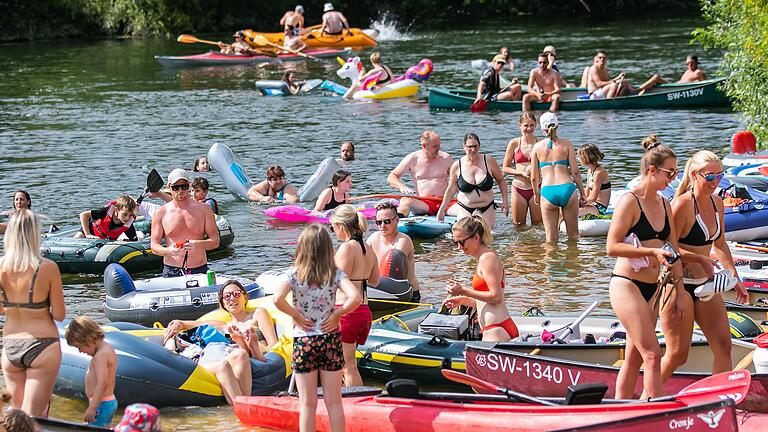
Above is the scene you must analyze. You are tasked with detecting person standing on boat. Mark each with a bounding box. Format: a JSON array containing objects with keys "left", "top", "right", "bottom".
[
  {"left": 659, "top": 150, "right": 748, "bottom": 382},
  {"left": 531, "top": 113, "right": 584, "bottom": 242},
  {"left": 150, "top": 169, "right": 220, "bottom": 278},
  {"left": 248, "top": 165, "right": 300, "bottom": 203},
  {"left": 577, "top": 143, "right": 612, "bottom": 217},
  {"left": 320, "top": 3, "right": 351, "bottom": 36},
  {"left": 388, "top": 130, "right": 455, "bottom": 216},
  {"left": 522, "top": 53, "right": 562, "bottom": 112},
  {"left": 587, "top": 50, "right": 631, "bottom": 99},
  {"left": 367, "top": 201, "right": 421, "bottom": 302},
  {"left": 503, "top": 112, "right": 542, "bottom": 225},
  {"left": 436, "top": 133, "right": 508, "bottom": 227},
  {"left": 444, "top": 216, "right": 518, "bottom": 342},
  {"left": 636, "top": 55, "right": 709, "bottom": 95},
  {"left": 606, "top": 135, "right": 684, "bottom": 399},
  {"left": 280, "top": 5, "right": 305, "bottom": 37},
  {"left": 314, "top": 170, "right": 352, "bottom": 212},
  {"left": 474, "top": 54, "right": 522, "bottom": 104}
]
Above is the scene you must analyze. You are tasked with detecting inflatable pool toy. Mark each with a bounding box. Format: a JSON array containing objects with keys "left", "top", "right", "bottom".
[
  {"left": 560, "top": 214, "right": 613, "bottom": 237},
  {"left": 56, "top": 297, "right": 292, "bottom": 408},
  {"left": 727, "top": 164, "right": 768, "bottom": 190},
  {"left": 103, "top": 263, "right": 263, "bottom": 326},
  {"left": 207, "top": 142, "right": 252, "bottom": 200},
  {"left": 264, "top": 202, "right": 384, "bottom": 224},
  {"left": 318, "top": 79, "right": 348, "bottom": 95},
  {"left": 397, "top": 215, "right": 455, "bottom": 239},
  {"left": 41, "top": 217, "right": 234, "bottom": 275},
  {"left": 296, "top": 157, "right": 341, "bottom": 202},
  {"left": 336, "top": 57, "right": 420, "bottom": 100},
  {"left": 396, "top": 59, "right": 434, "bottom": 82},
  {"left": 254, "top": 79, "right": 324, "bottom": 96}
]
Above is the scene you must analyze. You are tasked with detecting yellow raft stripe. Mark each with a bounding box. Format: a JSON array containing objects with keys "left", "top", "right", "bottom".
[
  {"left": 178, "top": 365, "right": 224, "bottom": 397},
  {"left": 118, "top": 249, "right": 154, "bottom": 263},
  {"left": 356, "top": 350, "right": 465, "bottom": 369}
]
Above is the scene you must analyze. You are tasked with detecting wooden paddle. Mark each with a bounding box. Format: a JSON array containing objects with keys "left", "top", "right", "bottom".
[
  {"left": 470, "top": 79, "right": 518, "bottom": 112},
  {"left": 176, "top": 34, "right": 273, "bottom": 56},
  {"left": 249, "top": 34, "right": 319, "bottom": 61}
]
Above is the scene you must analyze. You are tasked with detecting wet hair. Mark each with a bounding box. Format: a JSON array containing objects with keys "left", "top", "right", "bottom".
[
  {"left": 330, "top": 204, "right": 368, "bottom": 236},
  {"left": 294, "top": 224, "right": 336, "bottom": 287},
  {"left": 577, "top": 143, "right": 605, "bottom": 165},
  {"left": 453, "top": 214, "right": 493, "bottom": 246},
  {"left": 282, "top": 71, "right": 295, "bottom": 82},
  {"left": 218, "top": 280, "right": 249, "bottom": 311},
  {"left": 193, "top": 157, "right": 208, "bottom": 172},
  {"left": 675, "top": 150, "right": 721, "bottom": 197},
  {"left": 375, "top": 201, "right": 398, "bottom": 217},
  {"left": 267, "top": 165, "right": 286, "bottom": 180},
  {"left": 544, "top": 123, "right": 558, "bottom": 140},
  {"left": 114, "top": 195, "right": 137, "bottom": 212},
  {"left": 12, "top": 190, "right": 31, "bottom": 210},
  {"left": 65, "top": 316, "right": 105, "bottom": 347},
  {"left": 687, "top": 55, "right": 699, "bottom": 63},
  {"left": 2, "top": 409, "right": 37, "bottom": 432},
  {"left": 499, "top": 46, "right": 511, "bottom": 61},
  {"left": 191, "top": 177, "right": 209, "bottom": 191},
  {"left": 331, "top": 169, "right": 351, "bottom": 186},
  {"left": 370, "top": 52, "right": 381, "bottom": 64},
  {"left": 640, "top": 134, "right": 677, "bottom": 176},
  {"left": 518, "top": 111, "right": 536, "bottom": 126},
  {"left": 463, "top": 132, "right": 480, "bottom": 147},
  {"left": 538, "top": 52, "right": 548, "bottom": 59},
  {"left": 595, "top": 50, "right": 608, "bottom": 57},
  {"left": 1, "top": 209, "right": 42, "bottom": 273}
]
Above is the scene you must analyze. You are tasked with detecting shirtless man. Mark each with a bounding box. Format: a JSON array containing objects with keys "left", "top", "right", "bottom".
[
  {"left": 280, "top": 5, "right": 305, "bottom": 37},
  {"left": 636, "top": 55, "right": 708, "bottom": 95},
  {"left": 340, "top": 141, "right": 355, "bottom": 162},
  {"left": 151, "top": 169, "right": 220, "bottom": 278},
  {"left": 475, "top": 54, "right": 522, "bottom": 103},
  {"left": 367, "top": 202, "right": 422, "bottom": 302},
  {"left": 387, "top": 130, "right": 453, "bottom": 216},
  {"left": 587, "top": 50, "right": 631, "bottom": 99},
  {"left": 321, "top": 3, "right": 351, "bottom": 36},
  {"left": 522, "top": 53, "right": 562, "bottom": 112}
]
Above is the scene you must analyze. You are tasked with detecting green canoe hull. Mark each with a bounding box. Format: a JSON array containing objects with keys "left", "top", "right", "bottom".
[{"left": 428, "top": 78, "right": 730, "bottom": 111}]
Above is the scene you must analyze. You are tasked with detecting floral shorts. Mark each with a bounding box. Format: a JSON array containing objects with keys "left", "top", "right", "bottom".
[{"left": 292, "top": 332, "right": 344, "bottom": 373}]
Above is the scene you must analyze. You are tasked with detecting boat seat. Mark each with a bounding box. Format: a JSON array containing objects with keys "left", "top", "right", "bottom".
[
  {"left": 565, "top": 383, "right": 608, "bottom": 405},
  {"left": 386, "top": 378, "right": 420, "bottom": 399}
]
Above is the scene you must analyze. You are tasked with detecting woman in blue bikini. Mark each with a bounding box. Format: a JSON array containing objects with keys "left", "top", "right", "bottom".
[{"left": 531, "top": 113, "right": 584, "bottom": 242}]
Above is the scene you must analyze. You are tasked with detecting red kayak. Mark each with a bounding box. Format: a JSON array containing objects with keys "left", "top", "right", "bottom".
[
  {"left": 154, "top": 48, "right": 348, "bottom": 68},
  {"left": 234, "top": 370, "right": 749, "bottom": 432}
]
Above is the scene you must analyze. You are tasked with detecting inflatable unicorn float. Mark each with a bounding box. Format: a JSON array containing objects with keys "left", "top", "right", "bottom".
[{"left": 320, "top": 56, "right": 434, "bottom": 100}]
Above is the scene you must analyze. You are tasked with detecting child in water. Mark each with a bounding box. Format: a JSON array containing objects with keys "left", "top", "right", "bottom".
[{"left": 66, "top": 316, "right": 118, "bottom": 427}]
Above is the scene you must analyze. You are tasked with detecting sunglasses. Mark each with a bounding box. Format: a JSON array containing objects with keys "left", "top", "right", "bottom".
[
  {"left": 222, "top": 291, "right": 243, "bottom": 301},
  {"left": 454, "top": 236, "right": 472, "bottom": 247},
  {"left": 656, "top": 167, "right": 679, "bottom": 180},
  {"left": 495, "top": 61, "right": 505, "bottom": 65},
  {"left": 375, "top": 218, "right": 394, "bottom": 226},
  {"left": 698, "top": 171, "right": 725, "bottom": 182},
  {"left": 171, "top": 183, "right": 190, "bottom": 191}
]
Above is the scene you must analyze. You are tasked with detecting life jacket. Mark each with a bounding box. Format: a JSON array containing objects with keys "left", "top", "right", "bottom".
[
  {"left": 202, "top": 198, "right": 219, "bottom": 215},
  {"left": 90, "top": 202, "right": 134, "bottom": 240}
]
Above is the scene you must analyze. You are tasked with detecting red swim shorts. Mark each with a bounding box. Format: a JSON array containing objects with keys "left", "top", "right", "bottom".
[
  {"left": 418, "top": 197, "right": 457, "bottom": 216},
  {"left": 336, "top": 304, "right": 372, "bottom": 345}
]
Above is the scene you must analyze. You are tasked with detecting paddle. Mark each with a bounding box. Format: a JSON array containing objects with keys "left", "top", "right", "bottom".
[
  {"left": 136, "top": 169, "right": 164, "bottom": 205},
  {"left": 441, "top": 369, "right": 558, "bottom": 406},
  {"left": 470, "top": 79, "right": 518, "bottom": 112},
  {"left": 176, "top": 34, "right": 272, "bottom": 56},
  {"left": 552, "top": 301, "right": 599, "bottom": 342},
  {"left": 249, "top": 34, "right": 319, "bottom": 61}
]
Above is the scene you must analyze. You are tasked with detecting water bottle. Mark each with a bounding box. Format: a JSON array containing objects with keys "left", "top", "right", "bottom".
[{"left": 207, "top": 270, "right": 216, "bottom": 286}]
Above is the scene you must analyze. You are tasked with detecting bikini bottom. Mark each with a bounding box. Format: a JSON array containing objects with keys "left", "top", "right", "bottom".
[
  {"left": 684, "top": 277, "right": 708, "bottom": 303},
  {"left": 611, "top": 273, "right": 659, "bottom": 302},
  {"left": 541, "top": 183, "right": 577, "bottom": 208},
  {"left": 3, "top": 337, "right": 59, "bottom": 369},
  {"left": 482, "top": 317, "right": 519, "bottom": 339},
  {"left": 456, "top": 201, "right": 497, "bottom": 214},
  {"left": 513, "top": 186, "right": 534, "bottom": 202},
  {"left": 594, "top": 202, "right": 609, "bottom": 215}
]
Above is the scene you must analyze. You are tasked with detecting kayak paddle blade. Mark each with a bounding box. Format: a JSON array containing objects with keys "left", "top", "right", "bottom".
[
  {"left": 469, "top": 99, "right": 489, "bottom": 112},
  {"left": 651, "top": 369, "right": 751, "bottom": 406},
  {"left": 147, "top": 169, "right": 165, "bottom": 193}
]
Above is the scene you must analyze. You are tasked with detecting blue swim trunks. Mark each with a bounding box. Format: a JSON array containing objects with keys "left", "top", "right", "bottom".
[{"left": 89, "top": 397, "right": 118, "bottom": 427}]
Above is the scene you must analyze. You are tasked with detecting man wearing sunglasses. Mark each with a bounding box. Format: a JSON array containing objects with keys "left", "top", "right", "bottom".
[
  {"left": 522, "top": 53, "right": 562, "bottom": 112},
  {"left": 151, "top": 169, "right": 220, "bottom": 278},
  {"left": 366, "top": 202, "right": 422, "bottom": 302},
  {"left": 474, "top": 54, "right": 522, "bottom": 104}
]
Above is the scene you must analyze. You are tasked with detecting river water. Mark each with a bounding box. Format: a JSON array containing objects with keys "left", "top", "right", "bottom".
[{"left": 0, "top": 16, "right": 740, "bottom": 430}]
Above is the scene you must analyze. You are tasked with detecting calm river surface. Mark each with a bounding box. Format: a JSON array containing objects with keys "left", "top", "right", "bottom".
[{"left": 0, "top": 16, "right": 740, "bottom": 430}]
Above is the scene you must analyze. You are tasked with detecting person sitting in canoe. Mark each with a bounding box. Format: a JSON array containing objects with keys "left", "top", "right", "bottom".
[
  {"left": 282, "top": 28, "right": 307, "bottom": 53},
  {"left": 247, "top": 165, "right": 300, "bottom": 203},
  {"left": 586, "top": 50, "right": 632, "bottom": 99},
  {"left": 218, "top": 31, "right": 254, "bottom": 56},
  {"left": 522, "top": 53, "right": 562, "bottom": 112},
  {"left": 474, "top": 54, "right": 522, "bottom": 104},
  {"left": 320, "top": 2, "right": 352, "bottom": 36},
  {"left": 636, "top": 55, "right": 709, "bottom": 95},
  {"left": 162, "top": 280, "right": 278, "bottom": 405},
  {"left": 578, "top": 143, "right": 612, "bottom": 217},
  {"left": 75, "top": 195, "right": 138, "bottom": 241},
  {"left": 343, "top": 52, "right": 394, "bottom": 98},
  {"left": 280, "top": 5, "right": 305, "bottom": 37},
  {"left": 314, "top": 169, "right": 352, "bottom": 211},
  {"left": 542, "top": 45, "right": 577, "bottom": 88}
]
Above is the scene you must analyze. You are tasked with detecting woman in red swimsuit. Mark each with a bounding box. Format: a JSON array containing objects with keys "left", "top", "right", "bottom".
[
  {"left": 443, "top": 215, "right": 518, "bottom": 341},
  {"left": 503, "top": 112, "right": 542, "bottom": 225}
]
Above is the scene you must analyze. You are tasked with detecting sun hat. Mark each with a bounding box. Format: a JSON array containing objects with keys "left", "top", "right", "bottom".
[
  {"left": 295, "top": 5, "right": 304, "bottom": 13},
  {"left": 168, "top": 168, "right": 190, "bottom": 185},
  {"left": 324, "top": 2, "right": 334, "bottom": 11},
  {"left": 539, "top": 112, "right": 559, "bottom": 131},
  {"left": 492, "top": 54, "right": 507, "bottom": 64}
]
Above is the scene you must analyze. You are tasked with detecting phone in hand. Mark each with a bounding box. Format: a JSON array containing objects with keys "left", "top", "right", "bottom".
[{"left": 661, "top": 242, "right": 680, "bottom": 265}]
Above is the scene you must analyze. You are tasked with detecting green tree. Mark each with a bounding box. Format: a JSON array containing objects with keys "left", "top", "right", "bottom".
[{"left": 694, "top": 0, "right": 768, "bottom": 146}]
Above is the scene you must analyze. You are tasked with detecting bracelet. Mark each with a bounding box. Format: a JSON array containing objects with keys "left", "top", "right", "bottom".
[{"left": 670, "top": 275, "right": 683, "bottom": 284}]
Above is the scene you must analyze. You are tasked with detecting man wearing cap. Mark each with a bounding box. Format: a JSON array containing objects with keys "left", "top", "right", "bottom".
[
  {"left": 542, "top": 45, "right": 576, "bottom": 88},
  {"left": 522, "top": 52, "right": 562, "bottom": 112},
  {"left": 586, "top": 50, "right": 632, "bottom": 99},
  {"left": 280, "top": 5, "right": 305, "bottom": 37},
  {"left": 321, "top": 3, "right": 351, "bottom": 36},
  {"left": 475, "top": 54, "right": 522, "bottom": 104},
  {"left": 218, "top": 31, "right": 255, "bottom": 56},
  {"left": 151, "top": 169, "right": 220, "bottom": 278}
]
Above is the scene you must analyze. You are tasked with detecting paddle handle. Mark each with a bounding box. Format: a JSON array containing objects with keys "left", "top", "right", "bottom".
[{"left": 557, "top": 301, "right": 599, "bottom": 340}]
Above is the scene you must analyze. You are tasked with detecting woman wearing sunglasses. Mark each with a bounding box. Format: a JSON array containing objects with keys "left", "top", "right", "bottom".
[
  {"left": 162, "top": 280, "right": 277, "bottom": 404},
  {"left": 659, "top": 150, "right": 748, "bottom": 382},
  {"left": 605, "top": 134, "right": 684, "bottom": 399},
  {"left": 443, "top": 215, "right": 517, "bottom": 342}
]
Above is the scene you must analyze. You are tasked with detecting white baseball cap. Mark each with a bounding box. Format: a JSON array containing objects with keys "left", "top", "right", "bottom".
[
  {"left": 540, "top": 112, "right": 559, "bottom": 131},
  {"left": 168, "top": 168, "right": 190, "bottom": 185},
  {"left": 295, "top": 5, "right": 304, "bottom": 13},
  {"left": 324, "top": 2, "right": 334, "bottom": 11}
]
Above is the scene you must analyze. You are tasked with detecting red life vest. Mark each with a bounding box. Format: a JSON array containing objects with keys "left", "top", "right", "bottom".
[{"left": 90, "top": 203, "right": 134, "bottom": 240}]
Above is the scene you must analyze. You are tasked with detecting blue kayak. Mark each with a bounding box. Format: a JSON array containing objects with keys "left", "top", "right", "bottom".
[{"left": 398, "top": 216, "right": 455, "bottom": 239}]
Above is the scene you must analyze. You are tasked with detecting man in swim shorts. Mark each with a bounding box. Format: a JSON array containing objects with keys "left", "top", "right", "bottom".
[
  {"left": 522, "top": 53, "right": 562, "bottom": 112},
  {"left": 150, "top": 169, "right": 220, "bottom": 277},
  {"left": 320, "top": 3, "right": 351, "bottom": 36},
  {"left": 280, "top": 5, "right": 305, "bottom": 36},
  {"left": 387, "top": 130, "right": 454, "bottom": 216},
  {"left": 587, "top": 50, "right": 631, "bottom": 99},
  {"left": 474, "top": 54, "right": 522, "bottom": 103}
]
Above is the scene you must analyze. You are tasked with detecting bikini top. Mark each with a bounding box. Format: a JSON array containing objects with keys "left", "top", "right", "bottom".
[
  {"left": 538, "top": 139, "right": 569, "bottom": 168},
  {"left": 346, "top": 234, "right": 369, "bottom": 300},
  {"left": 457, "top": 155, "right": 494, "bottom": 196},
  {"left": 587, "top": 168, "right": 612, "bottom": 191},
  {"left": 0, "top": 266, "right": 49, "bottom": 309},
  {"left": 323, "top": 187, "right": 345, "bottom": 211},
  {"left": 514, "top": 140, "right": 532, "bottom": 164},
  {"left": 471, "top": 271, "right": 505, "bottom": 292},
  {"left": 679, "top": 195, "right": 721, "bottom": 247},
  {"left": 626, "top": 192, "right": 671, "bottom": 242}
]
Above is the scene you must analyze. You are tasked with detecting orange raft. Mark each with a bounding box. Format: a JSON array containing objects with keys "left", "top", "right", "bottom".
[{"left": 243, "top": 28, "right": 377, "bottom": 49}]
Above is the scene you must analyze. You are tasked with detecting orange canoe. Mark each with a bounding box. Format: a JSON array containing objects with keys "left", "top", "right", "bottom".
[{"left": 243, "top": 27, "right": 377, "bottom": 49}]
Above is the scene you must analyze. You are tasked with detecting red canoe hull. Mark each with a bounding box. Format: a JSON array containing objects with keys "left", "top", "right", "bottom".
[{"left": 154, "top": 49, "right": 346, "bottom": 67}]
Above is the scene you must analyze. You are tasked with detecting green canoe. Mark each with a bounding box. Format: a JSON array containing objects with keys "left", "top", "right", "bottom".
[
  {"left": 41, "top": 216, "right": 234, "bottom": 275},
  {"left": 428, "top": 78, "right": 729, "bottom": 111}
]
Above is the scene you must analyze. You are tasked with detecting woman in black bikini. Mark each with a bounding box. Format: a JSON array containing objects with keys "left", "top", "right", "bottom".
[
  {"left": 503, "top": 112, "right": 542, "bottom": 225},
  {"left": 436, "top": 133, "right": 508, "bottom": 226},
  {"left": 314, "top": 170, "right": 352, "bottom": 212},
  {"left": 605, "top": 134, "right": 684, "bottom": 399},
  {"left": 1, "top": 210, "right": 66, "bottom": 416},
  {"left": 660, "top": 150, "right": 748, "bottom": 381}
]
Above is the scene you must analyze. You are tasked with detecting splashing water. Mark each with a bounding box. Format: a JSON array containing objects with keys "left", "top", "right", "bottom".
[{"left": 369, "top": 13, "right": 413, "bottom": 41}]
